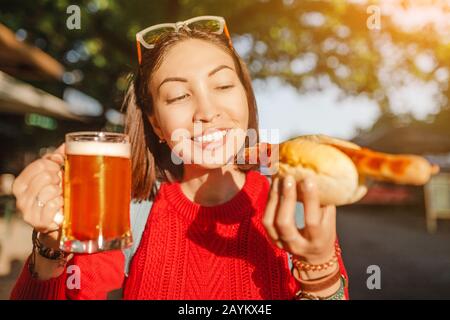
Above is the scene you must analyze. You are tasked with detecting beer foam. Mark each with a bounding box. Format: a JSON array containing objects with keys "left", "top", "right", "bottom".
[{"left": 66, "top": 141, "right": 130, "bottom": 158}]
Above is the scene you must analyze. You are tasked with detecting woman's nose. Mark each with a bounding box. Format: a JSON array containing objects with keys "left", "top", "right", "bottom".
[{"left": 193, "top": 91, "right": 220, "bottom": 123}]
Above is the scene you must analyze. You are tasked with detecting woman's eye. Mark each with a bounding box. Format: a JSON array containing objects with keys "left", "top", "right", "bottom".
[
  {"left": 217, "top": 84, "right": 234, "bottom": 90},
  {"left": 166, "top": 94, "right": 189, "bottom": 104}
]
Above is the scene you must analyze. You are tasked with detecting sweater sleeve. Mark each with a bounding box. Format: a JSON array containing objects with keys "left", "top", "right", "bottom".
[
  {"left": 10, "top": 255, "right": 68, "bottom": 300},
  {"left": 10, "top": 250, "right": 125, "bottom": 300}
]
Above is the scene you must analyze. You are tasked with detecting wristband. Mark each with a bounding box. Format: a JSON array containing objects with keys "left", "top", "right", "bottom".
[
  {"left": 295, "top": 275, "right": 347, "bottom": 300},
  {"left": 29, "top": 229, "right": 69, "bottom": 278},
  {"left": 293, "top": 266, "right": 341, "bottom": 292}
]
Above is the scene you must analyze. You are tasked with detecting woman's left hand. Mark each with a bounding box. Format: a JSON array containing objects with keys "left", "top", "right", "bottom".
[{"left": 262, "top": 175, "right": 337, "bottom": 265}]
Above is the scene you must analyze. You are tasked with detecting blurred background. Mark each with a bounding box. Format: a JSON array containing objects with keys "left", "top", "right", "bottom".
[{"left": 1, "top": 0, "right": 450, "bottom": 299}]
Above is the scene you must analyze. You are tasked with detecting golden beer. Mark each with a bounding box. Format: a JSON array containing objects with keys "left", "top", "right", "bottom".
[{"left": 60, "top": 132, "right": 132, "bottom": 253}]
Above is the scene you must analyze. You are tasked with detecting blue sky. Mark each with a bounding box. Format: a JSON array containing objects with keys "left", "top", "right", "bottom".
[{"left": 253, "top": 77, "right": 380, "bottom": 142}]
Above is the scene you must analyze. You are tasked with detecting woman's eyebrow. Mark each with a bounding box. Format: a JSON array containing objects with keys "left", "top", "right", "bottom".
[
  {"left": 208, "top": 65, "right": 234, "bottom": 76},
  {"left": 158, "top": 65, "right": 234, "bottom": 92},
  {"left": 158, "top": 77, "right": 187, "bottom": 92}
]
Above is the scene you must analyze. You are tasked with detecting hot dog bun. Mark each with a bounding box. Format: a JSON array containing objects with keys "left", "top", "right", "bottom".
[
  {"left": 275, "top": 138, "right": 367, "bottom": 206},
  {"left": 240, "top": 134, "right": 439, "bottom": 206}
]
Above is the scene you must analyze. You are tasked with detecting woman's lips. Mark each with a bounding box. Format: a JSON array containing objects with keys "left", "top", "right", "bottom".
[{"left": 191, "top": 128, "right": 230, "bottom": 150}]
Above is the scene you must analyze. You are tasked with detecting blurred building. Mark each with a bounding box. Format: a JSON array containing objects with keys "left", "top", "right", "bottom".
[
  {"left": 0, "top": 23, "right": 98, "bottom": 279},
  {"left": 0, "top": 23, "right": 99, "bottom": 177}
]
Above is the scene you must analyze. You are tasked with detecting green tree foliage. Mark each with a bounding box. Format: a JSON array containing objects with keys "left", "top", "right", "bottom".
[{"left": 1, "top": 0, "right": 449, "bottom": 117}]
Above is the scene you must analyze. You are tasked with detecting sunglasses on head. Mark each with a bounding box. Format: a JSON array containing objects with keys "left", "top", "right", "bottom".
[{"left": 135, "top": 15, "right": 233, "bottom": 64}]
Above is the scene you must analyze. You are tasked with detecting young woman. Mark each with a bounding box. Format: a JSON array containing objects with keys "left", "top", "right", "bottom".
[{"left": 10, "top": 16, "right": 348, "bottom": 300}]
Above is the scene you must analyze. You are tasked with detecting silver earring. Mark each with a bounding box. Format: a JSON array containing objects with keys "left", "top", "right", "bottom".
[{"left": 158, "top": 138, "right": 165, "bottom": 144}]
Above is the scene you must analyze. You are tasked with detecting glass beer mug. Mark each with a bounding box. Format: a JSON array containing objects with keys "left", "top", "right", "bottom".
[{"left": 60, "top": 131, "right": 133, "bottom": 253}]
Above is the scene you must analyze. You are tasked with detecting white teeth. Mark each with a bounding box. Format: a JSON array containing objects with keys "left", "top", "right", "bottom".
[{"left": 193, "top": 130, "right": 227, "bottom": 143}]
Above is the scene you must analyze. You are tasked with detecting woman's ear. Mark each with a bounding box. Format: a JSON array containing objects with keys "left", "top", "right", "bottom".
[{"left": 148, "top": 114, "right": 164, "bottom": 140}]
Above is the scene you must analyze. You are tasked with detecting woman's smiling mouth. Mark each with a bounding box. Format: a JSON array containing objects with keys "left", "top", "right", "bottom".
[{"left": 191, "top": 128, "right": 230, "bottom": 150}]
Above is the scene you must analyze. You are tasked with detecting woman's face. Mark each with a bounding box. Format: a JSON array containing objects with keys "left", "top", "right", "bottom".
[{"left": 148, "top": 39, "right": 249, "bottom": 169}]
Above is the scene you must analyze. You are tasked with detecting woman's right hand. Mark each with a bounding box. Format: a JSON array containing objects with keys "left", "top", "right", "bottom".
[{"left": 12, "top": 143, "right": 65, "bottom": 248}]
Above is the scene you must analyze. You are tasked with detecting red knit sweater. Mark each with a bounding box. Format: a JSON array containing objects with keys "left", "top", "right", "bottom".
[{"left": 10, "top": 170, "right": 349, "bottom": 300}]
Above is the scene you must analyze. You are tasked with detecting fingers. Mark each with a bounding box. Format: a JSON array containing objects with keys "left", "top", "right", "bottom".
[
  {"left": 37, "top": 184, "right": 64, "bottom": 229},
  {"left": 43, "top": 143, "right": 65, "bottom": 166},
  {"left": 262, "top": 174, "right": 339, "bottom": 260},
  {"left": 24, "top": 184, "right": 63, "bottom": 233},
  {"left": 54, "top": 143, "right": 65, "bottom": 156},
  {"left": 18, "top": 171, "right": 62, "bottom": 231},
  {"left": 11, "top": 145, "right": 65, "bottom": 237},
  {"left": 298, "top": 177, "right": 337, "bottom": 257},
  {"left": 12, "top": 159, "right": 61, "bottom": 197},
  {"left": 24, "top": 171, "right": 61, "bottom": 208},
  {"left": 298, "top": 176, "right": 322, "bottom": 229},
  {"left": 40, "top": 196, "right": 64, "bottom": 232},
  {"left": 13, "top": 145, "right": 65, "bottom": 198},
  {"left": 36, "top": 183, "right": 63, "bottom": 203},
  {"left": 263, "top": 175, "right": 307, "bottom": 253},
  {"left": 274, "top": 176, "right": 304, "bottom": 250},
  {"left": 43, "top": 153, "right": 65, "bottom": 167},
  {"left": 262, "top": 177, "right": 280, "bottom": 242},
  {"left": 29, "top": 195, "right": 62, "bottom": 232}
]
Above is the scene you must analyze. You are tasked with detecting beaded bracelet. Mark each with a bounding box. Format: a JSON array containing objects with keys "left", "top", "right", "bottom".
[
  {"left": 29, "top": 229, "right": 70, "bottom": 278},
  {"left": 294, "top": 275, "right": 346, "bottom": 300},
  {"left": 293, "top": 255, "right": 338, "bottom": 272},
  {"left": 292, "top": 243, "right": 342, "bottom": 272}
]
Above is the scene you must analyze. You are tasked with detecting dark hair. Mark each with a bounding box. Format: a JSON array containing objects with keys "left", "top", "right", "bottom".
[{"left": 122, "top": 28, "right": 260, "bottom": 201}]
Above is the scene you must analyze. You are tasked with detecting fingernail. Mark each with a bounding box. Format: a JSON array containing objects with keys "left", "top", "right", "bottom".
[
  {"left": 53, "top": 211, "right": 64, "bottom": 226},
  {"left": 276, "top": 241, "right": 284, "bottom": 249},
  {"left": 284, "top": 176, "right": 294, "bottom": 190},
  {"left": 301, "top": 178, "right": 314, "bottom": 192}
]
